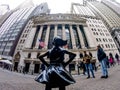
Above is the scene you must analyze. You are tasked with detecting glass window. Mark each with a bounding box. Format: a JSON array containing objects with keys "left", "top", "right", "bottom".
[
  {"left": 72, "top": 25, "right": 81, "bottom": 48},
  {"left": 65, "top": 24, "right": 72, "bottom": 49},
  {"left": 79, "top": 25, "right": 89, "bottom": 48},
  {"left": 48, "top": 25, "right": 55, "bottom": 49},
  {"left": 57, "top": 24, "right": 62, "bottom": 38},
  {"left": 28, "top": 53, "right": 31, "bottom": 58},
  {"left": 38, "top": 25, "right": 47, "bottom": 49}
]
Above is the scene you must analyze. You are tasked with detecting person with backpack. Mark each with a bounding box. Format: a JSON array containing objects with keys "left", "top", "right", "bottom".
[{"left": 97, "top": 45, "right": 108, "bottom": 78}]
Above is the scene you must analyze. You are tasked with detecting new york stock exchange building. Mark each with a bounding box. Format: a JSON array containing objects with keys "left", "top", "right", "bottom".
[{"left": 13, "top": 14, "right": 118, "bottom": 74}]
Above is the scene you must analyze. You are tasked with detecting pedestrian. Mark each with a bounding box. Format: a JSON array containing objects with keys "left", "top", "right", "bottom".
[
  {"left": 23, "top": 66, "right": 25, "bottom": 74},
  {"left": 97, "top": 45, "right": 108, "bottom": 78},
  {"left": 83, "top": 51, "right": 95, "bottom": 79},
  {"left": 106, "top": 56, "right": 110, "bottom": 68},
  {"left": 115, "top": 53, "right": 120, "bottom": 65},
  {"left": 109, "top": 53, "right": 114, "bottom": 67},
  {"left": 79, "top": 52, "right": 86, "bottom": 75},
  {"left": 35, "top": 36, "right": 76, "bottom": 90},
  {"left": 89, "top": 52, "right": 97, "bottom": 71}
]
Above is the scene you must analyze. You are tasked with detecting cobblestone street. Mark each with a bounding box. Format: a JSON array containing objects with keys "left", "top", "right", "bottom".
[{"left": 0, "top": 65, "right": 120, "bottom": 90}]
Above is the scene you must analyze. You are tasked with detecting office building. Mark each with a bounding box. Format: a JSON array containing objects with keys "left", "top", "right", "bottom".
[
  {"left": 0, "top": 1, "right": 50, "bottom": 61},
  {"left": 87, "top": 0, "right": 120, "bottom": 52}
]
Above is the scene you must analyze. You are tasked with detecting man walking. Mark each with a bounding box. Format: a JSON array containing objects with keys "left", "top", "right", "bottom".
[{"left": 97, "top": 45, "right": 108, "bottom": 78}]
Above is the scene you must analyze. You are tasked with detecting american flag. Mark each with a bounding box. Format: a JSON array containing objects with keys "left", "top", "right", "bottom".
[{"left": 39, "top": 39, "right": 45, "bottom": 48}]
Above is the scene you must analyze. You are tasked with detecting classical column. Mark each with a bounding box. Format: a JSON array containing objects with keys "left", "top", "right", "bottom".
[
  {"left": 24, "top": 26, "right": 37, "bottom": 48},
  {"left": 83, "top": 26, "right": 96, "bottom": 48},
  {"left": 54, "top": 25, "right": 57, "bottom": 37},
  {"left": 77, "top": 25, "right": 85, "bottom": 48},
  {"left": 44, "top": 25, "right": 50, "bottom": 49},
  {"left": 18, "top": 51, "right": 25, "bottom": 73},
  {"left": 34, "top": 25, "right": 43, "bottom": 49},
  {"left": 62, "top": 25, "right": 66, "bottom": 40},
  {"left": 70, "top": 25, "right": 76, "bottom": 49},
  {"left": 29, "top": 61, "right": 34, "bottom": 75}
]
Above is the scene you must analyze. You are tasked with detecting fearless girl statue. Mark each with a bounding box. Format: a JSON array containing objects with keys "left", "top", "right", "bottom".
[{"left": 35, "top": 37, "right": 76, "bottom": 90}]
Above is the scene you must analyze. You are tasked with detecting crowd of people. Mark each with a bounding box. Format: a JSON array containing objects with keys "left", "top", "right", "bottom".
[
  {"left": 78, "top": 45, "right": 120, "bottom": 79},
  {"left": 78, "top": 51, "right": 97, "bottom": 78}
]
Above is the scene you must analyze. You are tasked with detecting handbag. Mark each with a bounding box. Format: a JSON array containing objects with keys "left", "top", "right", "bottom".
[
  {"left": 90, "top": 59, "right": 96, "bottom": 63},
  {"left": 90, "top": 57, "right": 96, "bottom": 63}
]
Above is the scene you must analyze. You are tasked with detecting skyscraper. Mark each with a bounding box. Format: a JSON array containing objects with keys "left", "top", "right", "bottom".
[
  {"left": 0, "top": 11, "right": 13, "bottom": 27},
  {"left": 0, "top": 1, "right": 50, "bottom": 60},
  {"left": 101, "top": 0, "right": 120, "bottom": 16},
  {"left": 87, "top": 0, "right": 120, "bottom": 29},
  {"left": 71, "top": 3, "right": 95, "bottom": 16},
  {"left": 87, "top": 0, "right": 120, "bottom": 52},
  {"left": 71, "top": 3, "right": 118, "bottom": 53},
  {"left": 0, "top": 4, "right": 10, "bottom": 15}
]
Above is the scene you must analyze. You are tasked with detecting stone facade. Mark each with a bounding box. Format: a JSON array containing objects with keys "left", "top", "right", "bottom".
[{"left": 14, "top": 14, "right": 118, "bottom": 74}]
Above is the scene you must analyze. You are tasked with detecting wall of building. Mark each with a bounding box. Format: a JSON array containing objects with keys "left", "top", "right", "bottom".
[{"left": 14, "top": 14, "right": 119, "bottom": 74}]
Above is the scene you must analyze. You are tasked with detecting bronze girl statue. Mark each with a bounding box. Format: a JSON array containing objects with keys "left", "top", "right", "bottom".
[{"left": 35, "top": 37, "right": 76, "bottom": 90}]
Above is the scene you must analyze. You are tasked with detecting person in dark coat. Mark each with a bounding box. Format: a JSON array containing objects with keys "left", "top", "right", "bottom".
[
  {"left": 97, "top": 45, "right": 108, "bottom": 78},
  {"left": 115, "top": 53, "right": 120, "bottom": 65},
  {"left": 36, "top": 36, "right": 76, "bottom": 90},
  {"left": 106, "top": 56, "right": 110, "bottom": 68}
]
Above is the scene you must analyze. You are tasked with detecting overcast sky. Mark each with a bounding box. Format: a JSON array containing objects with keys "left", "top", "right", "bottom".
[
  {"left": 0, "top": 0, "right": 83, "bottom": 13},
  {"left": 0, "top": 0, "right": 120, "bottom": 13}
]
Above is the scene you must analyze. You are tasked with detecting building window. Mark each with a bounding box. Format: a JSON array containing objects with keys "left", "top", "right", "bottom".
[
  {"left": 72, "top": 25, "right": 81, "bottom": 48},
  {"left": 57, "top": 24, "right": 62, "bottom": 38},
  {"left": 48, "top": 25, "right": 55, "bottom": 49},
  {"left": 79, "top": 25, "right": 89, "bottom": 48},
  {"left": 31, "top": 25, "right": 40, "bottom": 48},
  {"left": 101, "top": 44, "right": 104, "bottom": 48},
  {"left": 96, "top": 38, "right": 98, "bottom": 42},
  {"left": 65, "top": 24, "right": 72, "bottom": 49},
  {"left": 28, "top": 53, "right": 31, "bottom": 58},
  {"left": 39, "top": 25, "right": 47, "bottom": 49}
]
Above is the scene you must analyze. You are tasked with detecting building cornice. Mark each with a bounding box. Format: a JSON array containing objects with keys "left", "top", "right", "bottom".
[{"left": 31, "top": 14, "right": 87, "bottom": 25}]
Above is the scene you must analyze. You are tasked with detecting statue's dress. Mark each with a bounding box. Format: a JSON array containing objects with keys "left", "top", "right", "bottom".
[{"left": 35, "top": 47, "right": 76, "bottom": 88}]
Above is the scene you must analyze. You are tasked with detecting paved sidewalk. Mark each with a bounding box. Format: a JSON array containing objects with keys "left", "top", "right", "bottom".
[{"left": 0, "top": 65, "right": 120, "bottom": 90}]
